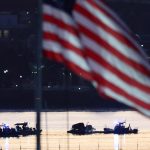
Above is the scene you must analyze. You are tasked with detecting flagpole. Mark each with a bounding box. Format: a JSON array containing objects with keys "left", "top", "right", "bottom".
[
  {"left": 35, "top": 0, "right": 42, "bottom": 150},
  {"left": 62, "top": 1, "right": 76, "bottom": 150}
]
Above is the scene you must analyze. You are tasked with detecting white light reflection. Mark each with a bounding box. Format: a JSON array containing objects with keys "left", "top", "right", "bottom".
[
  {"left": 114, "top": 134, "right": 119, "bottom": 150},
  {"left": 114, "top": 134, "right": 126, "bottom": 150},
  {"left": 5, "top": 138, "right": 9, "bottom": 150},
  {"left": 123, "top": 134, "right": 126, "bottom": 146}
]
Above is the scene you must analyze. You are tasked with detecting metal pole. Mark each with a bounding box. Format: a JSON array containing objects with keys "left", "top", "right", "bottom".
[
  {"left": 35, "top": 0, "right": 42, "bottom": 150},
  {"left": 59, "top": 144, "right": 60, "bottom": 150}
]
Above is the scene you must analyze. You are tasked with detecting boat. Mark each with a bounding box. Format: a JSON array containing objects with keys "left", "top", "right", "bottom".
[
  {"left": 0, "top": 123, "right": 19, "bottom": 137},
  {"left": 14, "top": 122, "right": 42, "bottom": 136},
  {"left": 0, "top": 122, "right": 42, "bottom": 138},
  {"left": 67, "top": 122, "right": 100, "bottom": 135},
  {"left": 103, "top": 122, "right": 138, "bottom": 134}
]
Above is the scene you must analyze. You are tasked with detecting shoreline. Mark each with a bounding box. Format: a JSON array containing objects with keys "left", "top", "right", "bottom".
[{"left": 0, "top": 108, "right": 133, "bottom": 112}]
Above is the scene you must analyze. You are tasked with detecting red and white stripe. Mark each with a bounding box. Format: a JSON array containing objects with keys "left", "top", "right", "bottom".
[
  {"left": 43, "top": 0, "right": 150, "bottom": 117},
  {"left": 43, "top": 4, "right": 92, "bottom": 80},
  {"left": 73, "top": 0, "right": 150, "bottom": 116}
]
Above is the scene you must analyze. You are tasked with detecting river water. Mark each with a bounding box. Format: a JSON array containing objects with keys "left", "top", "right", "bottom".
[{"left": 0, "top": 110, "right": 150, "bottom": 150}]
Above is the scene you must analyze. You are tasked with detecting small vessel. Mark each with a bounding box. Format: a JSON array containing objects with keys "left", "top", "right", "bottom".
[
  {"left": 0, "top": 122, "right": 42, "bottom": 138},
  {"left": 0, "top": 123, "right": 19, "bottom": 137},
  {"left": 67, "top": 122, "right": 100, "bottom": 135},
  {"left": 103, "top": 122, "right": 138, "bottom": 134},
  {"left": 14, "top": 122, "right": 42, "bottom": 136}
]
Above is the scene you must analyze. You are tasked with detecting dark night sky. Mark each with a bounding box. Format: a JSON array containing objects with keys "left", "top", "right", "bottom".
[
  {"left": 0, "top": 0, "right": 37, "bottom": 11},
  {"left": 0, "top": 0, "right": 150, "bottom": 110}
]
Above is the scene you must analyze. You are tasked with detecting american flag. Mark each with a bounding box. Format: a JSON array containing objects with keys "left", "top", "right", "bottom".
[
  {"left": 43, "top": 0, "right": 92, "bottom": 80},
  {"left": 43, "top": 0, "right": 150, "bottom": 117}
]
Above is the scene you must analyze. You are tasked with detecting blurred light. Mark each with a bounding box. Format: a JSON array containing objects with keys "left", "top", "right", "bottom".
[
  {"left": 19, "top": 75, "right": 22, "bottom": 78},
  {"left": 26, "top": 11, "right": 29, "bottom": 14},
  {"left": 141, "top": 45, "right": 144, "bottom": 47},
  {"left": 48, "top": 86, "right": 51, "bottom": 88},
  {"left": 41, "top": 65, "right": 45, "bottom": 69},
  {"left": 5, "top": 137, "right": 9, "bottom": 150},
  {"left": 16, "top": 85, "right": 18, "bottom": 87},
  {"left": 114, "top": 134, "right": 119, "bottom": 150},
  {"left": 4, "top": 70, "right": 8, "bottom": 74},
  {"left": 3, "top": 123, "right": 9, "bottom": 128},
  {"left": 78, "top": 87, "right": 81, "bottom": 90},
  {"left": 32, "top": 72, "right": 37, "bottom": 74},
  {"left": 4, "top": 30, "right": 9, "bottom": 38},
  {"left": 113, "top": 120, "right": 125, "bottom": 127},
  {"left": 113, "top": 121, "right": 119, "bottom": 126}
]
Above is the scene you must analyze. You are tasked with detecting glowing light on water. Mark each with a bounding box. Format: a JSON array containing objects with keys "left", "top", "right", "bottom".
[
  {"left": 123, "top": 134, "right": 126, "bottom": 145},
  {"left": 5, "top": 138, "right": 9, "bottom": 150},
  {"left": 114, "top": 134, "right": 126, "bottom": 150},
  {"left": 114, "top": 134, "right": 119, "bottom": 150}
]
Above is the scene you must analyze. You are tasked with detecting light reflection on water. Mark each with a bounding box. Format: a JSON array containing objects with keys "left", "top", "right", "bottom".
[
  {"left": 114, "top": 134, "right": 126, "bottom": 150},
  {"left": 5, "top": 138, "right": 9, "bottom": 150},
  {"left": 0, "top": 111, "right": 149, "bottom": 150},
  {"left": 114, "top": 134, "right": 119, "bottom": 150}
]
